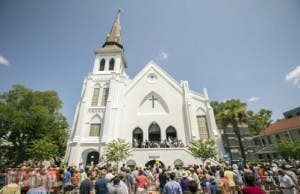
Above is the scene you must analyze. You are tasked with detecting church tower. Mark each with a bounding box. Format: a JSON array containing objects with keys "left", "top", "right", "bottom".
[{"left": 65, "top": 10, "right": 128, "bottom": 166}]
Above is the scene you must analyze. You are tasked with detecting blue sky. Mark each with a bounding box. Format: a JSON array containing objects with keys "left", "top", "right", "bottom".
[{"left": 1, "top": 0, "right": 300, "bottom": 125}]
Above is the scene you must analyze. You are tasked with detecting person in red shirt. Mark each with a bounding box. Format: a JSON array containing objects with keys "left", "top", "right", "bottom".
[
  {"left": 218, "top": 171, "right": 230, "bottom": 194},
  {"left": 136, "top": 169, "right": 148, "bottom": 194},
  {"left": 242, "top": 173, "right": 265, "bottom": 194}
]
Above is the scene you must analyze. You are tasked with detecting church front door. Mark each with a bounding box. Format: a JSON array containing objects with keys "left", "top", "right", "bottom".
[
  {"left": 145, "top": 160, "right": 165, "bottom": 168},
  {"left": 148, "top": 122, "right": 161, "bottom": 143},
  {"left": 86, "top": 151, "right": 99, "bottom": 166}
]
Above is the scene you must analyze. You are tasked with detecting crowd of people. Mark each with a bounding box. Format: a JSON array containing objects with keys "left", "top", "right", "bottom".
[
  {"left": 0, "top": 161, "right": 300, "bottom": 194},
  {"left": 133, "top": 137, "right": 185, "bottom": 148}
]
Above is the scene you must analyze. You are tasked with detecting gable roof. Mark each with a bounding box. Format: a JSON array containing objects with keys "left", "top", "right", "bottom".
[
  {"left": 125, "top": 60, "right": 183, "bottom": 95},
  {"left": 260, "top": 116, "right": 300, "bottom": 135}
]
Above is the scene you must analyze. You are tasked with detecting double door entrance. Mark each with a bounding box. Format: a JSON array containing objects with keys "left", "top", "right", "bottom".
[{"left": 86, "top": 151, "right": 99, "bottom": 166}]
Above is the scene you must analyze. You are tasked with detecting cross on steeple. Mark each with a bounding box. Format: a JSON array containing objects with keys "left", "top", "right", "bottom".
[{"left": 148, "top": 95, "right": 158, "bottom": 108}]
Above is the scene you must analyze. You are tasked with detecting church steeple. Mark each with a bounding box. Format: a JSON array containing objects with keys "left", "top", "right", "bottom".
[
  {"left": 102, "top": 9, "right": 123, "bottom": 50},
  {"left": 94, "top": 9, "right": 127, "bottom": 70}
]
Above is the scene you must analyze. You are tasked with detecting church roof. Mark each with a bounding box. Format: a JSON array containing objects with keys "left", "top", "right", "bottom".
[
  {"left": 125, "top": 60, "right": 183, "bottom": 95},
  {"left": 260, "top": 116, "right": 300, "bottom": 135},
  {"left": 102, "top": 9, "right": 123, "bottom": 50}
]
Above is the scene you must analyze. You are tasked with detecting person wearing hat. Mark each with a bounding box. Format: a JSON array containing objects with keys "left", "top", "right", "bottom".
[
  {"left": 189, "top": 168, "right": 200, "bottom": 191},
  {"left": 284, "top": 165, "right": 298, "bottom": 183},
  {"left": 283, "top": 165, "right": 299, "bottom": 194},
  {"left": 180, "top": 171, "right": 190, "bottom": 194}
]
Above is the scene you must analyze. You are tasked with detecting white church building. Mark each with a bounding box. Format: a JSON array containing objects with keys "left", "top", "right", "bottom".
[{"left": 65, "top": 11, "right": 223, "bottom": 168}]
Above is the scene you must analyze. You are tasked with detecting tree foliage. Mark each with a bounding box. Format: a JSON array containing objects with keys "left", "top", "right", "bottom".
[
  {"left": 26, "top": 137, "right": 58, "bottom": 164},
  {"left": 188, "top": 139, "right": 217, "bottom": 165},
  {"left": 211, "top": 99, "right": 249, "bottom": 161},
  {"left": 211, "top": 99, "right": 273, "bottom": 162},
  {"left": 248, "top": 109, "right": 272, "bottom": 135},
  {"left": 0, "top": 85, "right": 69, "bottom": 167},
  {"left": 277, "top": 139, "right": 300, "bottom": 160},
  {"left": 104, "top": 139, "right": 131, "bottom": 167}
]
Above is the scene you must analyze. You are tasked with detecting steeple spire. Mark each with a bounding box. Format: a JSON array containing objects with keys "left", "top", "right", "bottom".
[{"left": 102, "top": 9, "right": 123, "bottom": 50}]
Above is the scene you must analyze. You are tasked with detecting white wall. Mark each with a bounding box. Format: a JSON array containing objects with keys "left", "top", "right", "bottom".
[
  {"left": 122, "top": 65, "right": 187, "bottom": 144},
  {"left": 66, "top": 61, "right": 222, "bottom": 167}
]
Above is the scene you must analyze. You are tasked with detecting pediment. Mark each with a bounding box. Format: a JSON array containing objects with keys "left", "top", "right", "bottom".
[{"left": 125, "top": 60, "right": 182, "bottom": 95}]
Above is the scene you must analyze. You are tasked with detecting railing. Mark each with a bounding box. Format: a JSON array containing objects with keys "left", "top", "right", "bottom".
[
  {"left": 88, "top": 107, "right": 106, "bottom": 113},
  {"left": 132, "top": 138, "right": 185, "bottom": 149}
]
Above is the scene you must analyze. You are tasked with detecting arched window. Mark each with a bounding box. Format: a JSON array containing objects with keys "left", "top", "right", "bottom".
[
  {"left": 109, "top": 58, "right": 115, "bottom": 70},
  {"left": 148, "top": 122, "right": 161, "bottom": 143},
  {"left": 132, "top": 128, "right": 143, "bottom": 148},
  {"left": 99, "top": 59, "right": 105, "bottom": 71},
  {"left": 166, "top": 126, "right": 177, "bottom": 139}
]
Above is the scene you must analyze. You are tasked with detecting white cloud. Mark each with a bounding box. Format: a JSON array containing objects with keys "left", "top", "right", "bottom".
[
  {"left": 0, "top": 54, "right": 10, "bottom": 66},
  {"left": 286, "top": 66, "right": 300, "bottom": 88},
  {"left": 156, "top": 51, "right": 168, "bottom": 61},
  {"left": 248, "top": 97, "right": 260, "bottom": 103}
]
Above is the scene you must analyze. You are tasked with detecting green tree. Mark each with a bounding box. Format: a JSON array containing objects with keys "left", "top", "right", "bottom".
[
  {"left": 26, "top": 137, "right": 58, "bottom": 166},
  {"left": 0, "top": 84, "right": 69, "bottom": 167},
  {"left": 277, "top": 139, "right": 300, "bottom": 160},
  {"left": 104, "top": 139, "right": 131, "bottom": 169},
  {"left": 248, "top": 109, "right": 272, "bottom": 135},
  {"left": 211, "top": 99, "right": 249, "bottom": 162},
  {"left": 188, "top": 139, "right": 217, "bottom": 166}
]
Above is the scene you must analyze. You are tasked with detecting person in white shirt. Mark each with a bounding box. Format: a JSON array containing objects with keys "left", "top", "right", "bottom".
[{"left": 278, "top": 170, "right": 295, "bottom": 194}]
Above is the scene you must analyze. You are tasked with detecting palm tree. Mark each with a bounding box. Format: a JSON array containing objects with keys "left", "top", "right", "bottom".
[
  {"left": 211, "top": 99, "right": 249, "bottom": 162},
  {"left": 248, "top": 109, "right": 272, "bottom": 135}
]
